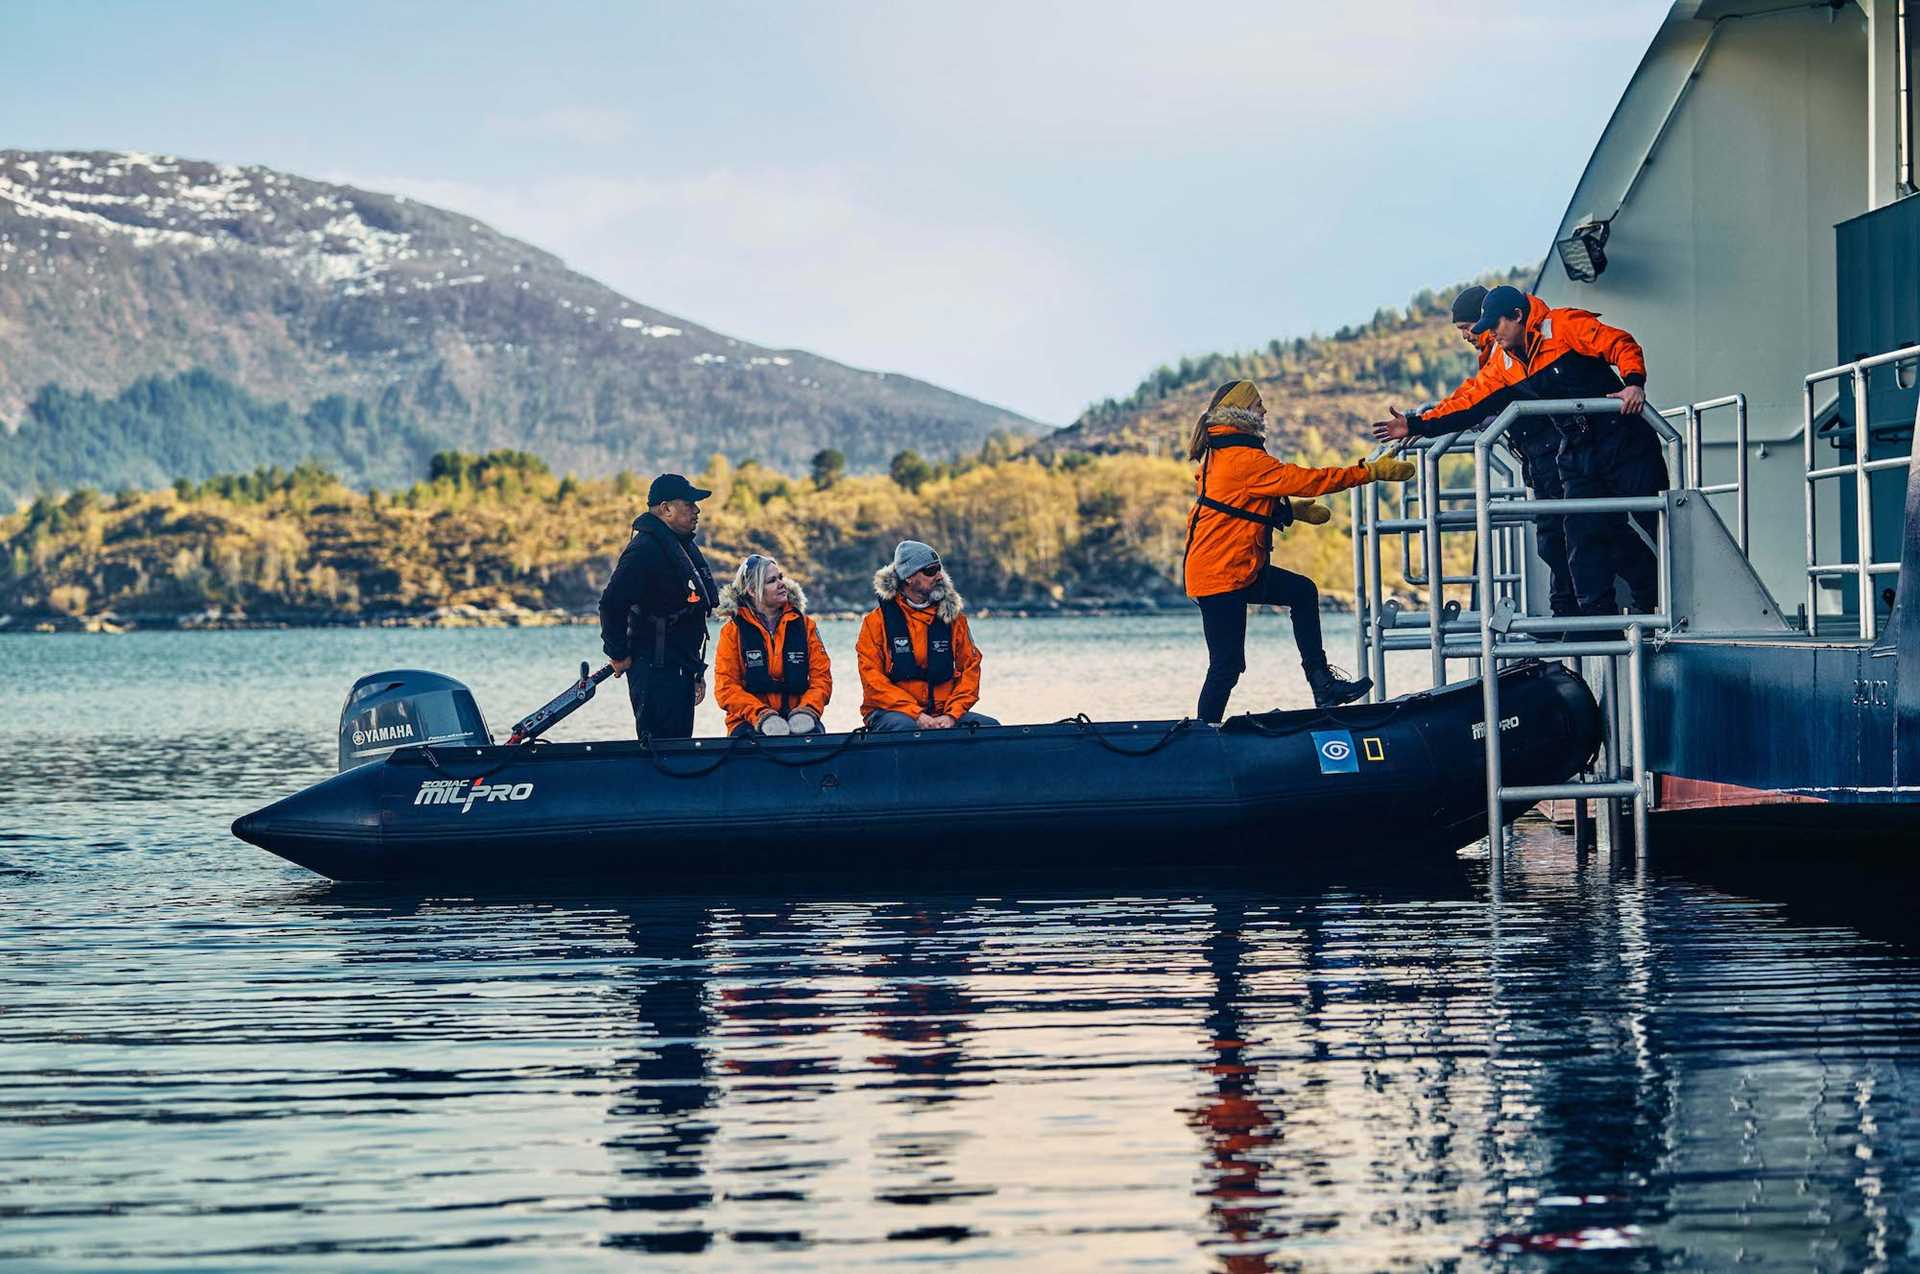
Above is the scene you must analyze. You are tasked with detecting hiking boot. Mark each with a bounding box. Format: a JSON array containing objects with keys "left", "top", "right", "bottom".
[{"left": 1304, "top": 662, "right": 1372, "bottom": 709}]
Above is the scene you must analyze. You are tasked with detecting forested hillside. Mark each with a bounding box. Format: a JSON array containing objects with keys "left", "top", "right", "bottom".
[
  {"left": 1041, "top": 267, "right": 1533, "bottom": 461},
  {"left": 0, "top": 371, "right": 444, "bottom": 497},
  {"left": 0, "top": 433, "right": 1376, "bottom": 629}
]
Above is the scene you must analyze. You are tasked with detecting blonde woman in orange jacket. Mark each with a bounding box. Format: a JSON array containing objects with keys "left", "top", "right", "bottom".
[
  {"left": 713, "top": 554, "right": 832, "bottom": 736},
  {"left": 1184, "top": 380, "right": 1413, "bottom": 721}
]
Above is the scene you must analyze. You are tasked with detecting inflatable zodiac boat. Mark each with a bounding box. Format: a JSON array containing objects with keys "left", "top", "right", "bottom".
[{"left": 231, "top": 661, "right": 1600, "bottom": 882}]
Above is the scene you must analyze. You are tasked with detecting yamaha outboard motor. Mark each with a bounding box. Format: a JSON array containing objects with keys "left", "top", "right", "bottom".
[{"left": 339, "top": 669, "right": 491, "bottom": 771}]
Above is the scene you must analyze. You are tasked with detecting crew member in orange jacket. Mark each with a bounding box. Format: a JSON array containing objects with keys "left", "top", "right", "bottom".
[
  {"left": 856, "top": 541, "right": 999, "bottom": 731},
  {"left": 1388, "top": 284, "right": 1578, "bottom": 618},
  {"left": 1373, "top": 285, "right": 1666, "bottom": 618},
  {"left": 713, "top": 554, "right": 832, "bottom": 736},
  {"left": 1184, "top": 380, "right": 1414, "bottom": 721}
]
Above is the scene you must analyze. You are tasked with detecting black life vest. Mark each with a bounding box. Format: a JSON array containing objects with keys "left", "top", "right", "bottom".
[
  {"left": 627, "top": 513, "right": 718, "bottom": 668},
  {"left": 735, "top": 610, "right": 810, "bottom": 700},
  {"left": 630, "top": 513, "right": 718, "bottom": 613},
  {"left": 1192, "top": 433, "right": 1295, "bottom": 532},
  {"left": 880, "top": 598, "right": 954, "bottom": 695}
]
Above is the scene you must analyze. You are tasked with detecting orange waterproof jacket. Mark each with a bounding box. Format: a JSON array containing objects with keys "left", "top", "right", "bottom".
[
  {"left": 713, "top": 605, "right": 831, "bottom": 734},
  {"left": 1409, "top": 295, "right": 1647, "bottom": 437},
  {"left": 1183, "top": 425, "right": 1373, "bottom": 598},
  {"left": 1418, "top": 331, "right": 1502, "bottom": 420},
  {"left": 856, "top": 577, "right": 982, "bottom": 719}
]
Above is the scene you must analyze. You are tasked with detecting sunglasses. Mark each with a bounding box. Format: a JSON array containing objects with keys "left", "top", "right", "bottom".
[{"left": 915, "top": 563, "right": 942, "bottom": 578}]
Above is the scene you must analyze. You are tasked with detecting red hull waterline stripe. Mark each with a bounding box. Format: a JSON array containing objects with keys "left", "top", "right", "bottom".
[
  {"left": 1543, "top": 776, "right": 1825, "bottom": 823},
  {"left": 1655, "top": 775, "right": 1826, "bottom": 811}
]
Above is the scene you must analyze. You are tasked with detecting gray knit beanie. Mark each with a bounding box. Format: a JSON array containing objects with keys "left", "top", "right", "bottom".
[{"left": 891, "top": 540, "right": 940, "bottom": 580}]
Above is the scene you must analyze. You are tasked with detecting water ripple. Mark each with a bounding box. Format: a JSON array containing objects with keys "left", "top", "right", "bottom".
[{"left": 5, "top": 624, "right": 1919, "bottom": 1270}]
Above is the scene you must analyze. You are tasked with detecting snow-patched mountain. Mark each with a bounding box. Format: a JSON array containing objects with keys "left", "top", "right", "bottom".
[{"left": 0, "top": 149, "right": 1034, "bottom": 492}]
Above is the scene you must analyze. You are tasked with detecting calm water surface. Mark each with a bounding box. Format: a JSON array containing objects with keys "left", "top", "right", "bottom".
[{"left": 3, "top": 619, "right": 1917, "bottom": 1270}]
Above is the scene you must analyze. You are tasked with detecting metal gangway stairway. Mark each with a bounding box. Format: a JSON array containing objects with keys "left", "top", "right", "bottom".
[
  {"left": 1350, "top": 397, "right": 1725, "bottom": 877},
  {"left": 1350, "top": 344, "right": 1920, "bottom": 877}
]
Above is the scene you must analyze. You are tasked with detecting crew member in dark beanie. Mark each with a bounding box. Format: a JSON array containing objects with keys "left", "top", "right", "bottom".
[
  {"left": 1450, "top": 284, "right": 1490, "bottom": 341},
  {"left": 598, "top": 473, "right": 720, "bottom": 739}
]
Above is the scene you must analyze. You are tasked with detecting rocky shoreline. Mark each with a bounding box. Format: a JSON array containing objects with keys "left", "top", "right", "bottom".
[{"left": 0, "top": 595, "right": 1363, "bottom": 635}]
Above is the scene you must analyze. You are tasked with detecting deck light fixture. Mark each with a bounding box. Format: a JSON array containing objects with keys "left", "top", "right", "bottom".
[{"left": 1555, "top": 216, "right": 1611, "bottom": 283}]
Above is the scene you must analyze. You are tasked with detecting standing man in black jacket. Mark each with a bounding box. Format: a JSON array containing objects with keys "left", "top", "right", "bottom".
[{"left": 599, "top": 474, "right": 720, "bottom": 739}]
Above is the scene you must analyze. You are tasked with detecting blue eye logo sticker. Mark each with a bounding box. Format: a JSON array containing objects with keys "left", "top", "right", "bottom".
[{"left": 1312, "top": 729, "right": 1359, "bottom": 774}]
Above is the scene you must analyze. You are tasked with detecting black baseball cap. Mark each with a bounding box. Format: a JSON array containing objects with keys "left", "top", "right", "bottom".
[
  {"left": 1471, "top": 284, "right": 1528, "bottom": 335},
  {"left": 647, "top": 473, "right": 712, "bottom": 504}
]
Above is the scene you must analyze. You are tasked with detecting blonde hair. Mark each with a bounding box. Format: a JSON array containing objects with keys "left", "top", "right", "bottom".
[{"left": 732, "top": 553, "right": 781, "bottom": 616}]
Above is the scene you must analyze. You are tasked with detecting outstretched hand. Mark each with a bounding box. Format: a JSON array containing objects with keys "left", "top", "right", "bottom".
[{"left": 1371, "top": 408, "right": 1411, "bottom": 441}]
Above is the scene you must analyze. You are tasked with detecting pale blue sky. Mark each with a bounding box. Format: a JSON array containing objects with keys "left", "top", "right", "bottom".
[{"left": 4, "top": 1, "right": 1671, "bottom": 422}]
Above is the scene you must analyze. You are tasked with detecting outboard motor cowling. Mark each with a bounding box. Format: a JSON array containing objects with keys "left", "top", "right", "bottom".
[{"left": 339, "top": 669, "right": 491, "bottom": 771}]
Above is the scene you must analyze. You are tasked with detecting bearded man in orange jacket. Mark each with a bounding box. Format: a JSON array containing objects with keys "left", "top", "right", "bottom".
[{"left": 856, "top": 541, "right": 999, "bottom": 731}]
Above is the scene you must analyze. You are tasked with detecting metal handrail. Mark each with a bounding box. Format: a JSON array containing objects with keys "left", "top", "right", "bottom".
[
  {"left": 1399, "top": 458, "right": 1523, "bottom": 582},
  {"left": 1661, "top": 392, "right": 1749, "bottom": 552},
  {"left": 1801, "top": 343, "right": 1920, "bottom": 640},
  {"left": 1807, "top": 456, "right": 1912, "bottom": 480},
  {"left": 1352, "top": 406, "right": 1675, "bottom": 702},
  {"left": 1410, "top": 429, "right": 1529, "bottom": 692},
  {"left": 1357, "top": 433, "right": 1513, "bottom": 694}
]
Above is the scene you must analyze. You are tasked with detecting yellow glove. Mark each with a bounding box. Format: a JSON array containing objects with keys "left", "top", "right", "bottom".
[
  {"left": 1290, "top": 499, "right": 1331, "bottom": 525},
  {"left": 1365, "top": 456, "right": 1416, "bottom": 483}
]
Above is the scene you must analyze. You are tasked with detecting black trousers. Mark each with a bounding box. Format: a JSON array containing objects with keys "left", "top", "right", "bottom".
[
  {"left": 1561, "top": 438, "right": 1669, "bottom": 616},
  {"left": 1515, "top": 432, "right": 1577, "bottom": 617},
  {"left": 627, "top": 661, "right": 697, "bottom": 740},
  {"left": 1196, "top": 566, "right": 1323, "bottom": 724}
]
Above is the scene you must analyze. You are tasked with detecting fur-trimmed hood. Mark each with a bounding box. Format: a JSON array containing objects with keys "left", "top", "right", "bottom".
[
  {"left": 715, "top": 578, "right": 810, "bottom": 621},
  {"left": 1200, "top": 404, "right": 1267, "bottom": 432},
  {"left": 871, "top": 564, "right": 964, "bottom": 623}
]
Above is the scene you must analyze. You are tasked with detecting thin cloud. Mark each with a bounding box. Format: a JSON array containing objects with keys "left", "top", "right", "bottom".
[{"left": 482, "top": 105, "right": 637, "bottom": 147}]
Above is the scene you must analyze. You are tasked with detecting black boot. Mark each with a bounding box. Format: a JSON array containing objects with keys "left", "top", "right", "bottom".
[{"left": 1304, "top": 661, "right": 1371, "bottom": 709}]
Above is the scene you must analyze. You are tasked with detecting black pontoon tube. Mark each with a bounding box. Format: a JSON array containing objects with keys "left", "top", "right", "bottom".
[{"left": 233, "top": 661, "right": 1599, "bottom": 883}]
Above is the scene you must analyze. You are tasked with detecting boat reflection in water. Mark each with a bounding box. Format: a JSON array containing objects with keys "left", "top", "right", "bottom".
[{"left": 256, "top": 842, "right": 1919, "bottom": 1270}]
